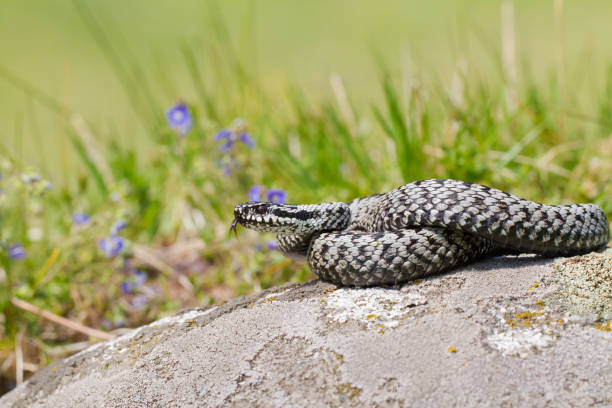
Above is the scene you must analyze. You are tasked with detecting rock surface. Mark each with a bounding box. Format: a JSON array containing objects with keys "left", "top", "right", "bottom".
[{"left": 2, "top": 250, "right": 611, "bottom": 407}]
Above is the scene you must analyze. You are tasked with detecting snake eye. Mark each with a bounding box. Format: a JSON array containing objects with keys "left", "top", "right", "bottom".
[{"left": 256, "top": 204, "right": 267, "bottom": 214}]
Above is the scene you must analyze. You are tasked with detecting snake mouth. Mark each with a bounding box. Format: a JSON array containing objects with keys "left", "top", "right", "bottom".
[{"left": 230, "top": 218, "right": 240, "bottom": 237}]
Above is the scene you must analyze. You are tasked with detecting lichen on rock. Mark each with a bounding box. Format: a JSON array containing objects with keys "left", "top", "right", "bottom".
[{"left": 546, "top": 248, "right": 612, "bottom": 318}]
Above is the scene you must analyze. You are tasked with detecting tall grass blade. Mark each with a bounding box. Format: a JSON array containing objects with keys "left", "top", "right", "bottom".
[
  {"left": 181, "top": 45, "right": 219, "bottom": 122},
  {"left": 67, "top": 130, "right": 108, "bottom": 196},
  {"left": 71, "top": 0, "right": 158, "bottom": 130}
]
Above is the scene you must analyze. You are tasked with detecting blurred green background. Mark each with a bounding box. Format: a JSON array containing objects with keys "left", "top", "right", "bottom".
[
  {"left": 2, "top": 0, "right": 612, "bottom": 176},
  {"left": 0, "top": 0, "right": 611, "bottom": 393}
]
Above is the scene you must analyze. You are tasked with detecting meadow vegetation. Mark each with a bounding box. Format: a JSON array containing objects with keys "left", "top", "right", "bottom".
[{"left": 0, "top": 0, "right": 610, "bottom": 392}]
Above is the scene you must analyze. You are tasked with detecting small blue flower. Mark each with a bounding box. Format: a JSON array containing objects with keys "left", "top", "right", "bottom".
[
  {"left": 131, "top": 270, "right": 147, "bottom": 286},
  {"left": 266, "top": 240, "right": 279, "bottom": 251},
  {"left": 239, "top": 132, "right": 255, "bottom": 149},
  {"left": 129, "top": 295, "right": 148, "bottom": 310},
  {"left": 98, "top": 236, "right": 125, "bottom": 258},
  {"left": 266, "top": 189, "right": 287, "bottom": 204},
  {"left": 219, "top": 140, "right": 234, "bottom": 153},
  {"left": 72, "top": 213, "right": 90, "bottom": 225},
  {"left": 110, "top": 220, "right": 127, "bottom": 235},
  {"left": 214, "top": 129, "right": 232, "bottom": 141},
  {"left": 214, "top": 124, "right": 255, "bottom": 152},
  {"left": 8, "top": 244, "right": 26, "bottom": 260},
  {"left": 120, "top": 281, "right": 133, "bottom": 295},
  {"left": 215, "top": 130, "right": 234, "bottom": 152},
  {"left": 249, "top": 185, "right": 262, "bottom": 201},
  {"left": 21, "top": 173, "right": 41, "bottom": 184},
  {"left": 166, "top": 103, "right": 193, "bottom": 135}
]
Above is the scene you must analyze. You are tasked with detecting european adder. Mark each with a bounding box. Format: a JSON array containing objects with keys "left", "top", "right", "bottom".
[{"left": 232, "top": 179, "right": 609, "bottom": 286}]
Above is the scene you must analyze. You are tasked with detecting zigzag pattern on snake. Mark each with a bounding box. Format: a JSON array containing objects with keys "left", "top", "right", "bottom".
[{"left": 232, "top": 179, "right": 609, "bottom": 286}]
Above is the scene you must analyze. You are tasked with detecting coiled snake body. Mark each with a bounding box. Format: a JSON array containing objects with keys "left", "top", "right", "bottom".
[{"left": 232, "top": 179, "right": 609, "bottom": 286}]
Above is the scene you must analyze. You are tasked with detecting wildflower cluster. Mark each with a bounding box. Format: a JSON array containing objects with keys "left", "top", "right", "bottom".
[
  {"left": 98, "top": 220, "right": 128, "bottom": 258},
  {"left": 247, "top": 185, "right": 287, "bottom": 251},
  {"left": 215, "top": 119, "right": 255, "bottom": 175},
  {"left": 215, "top": 119, "right": 255, "bottom": 151},
  {"left": 248, "top": 185, "right": 287, "bottom": 204},
  {"left": 0, "top": 159, "right": 52, "bottom": 265},
  {"left": 117, "top": 260, "right": 161, "bottom": 313}
]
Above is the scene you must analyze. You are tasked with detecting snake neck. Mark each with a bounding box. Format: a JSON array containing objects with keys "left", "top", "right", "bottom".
[
  {"left": 275, "top": 202, "right": 352, "bottom": 259},
  {"left": 276, "top": 232, "right": 316, "bottom": 260}
]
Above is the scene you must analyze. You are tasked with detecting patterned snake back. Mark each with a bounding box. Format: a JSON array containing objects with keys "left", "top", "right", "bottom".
[{"left": 233, "top": 179, "right": 609, "bottom": 286}]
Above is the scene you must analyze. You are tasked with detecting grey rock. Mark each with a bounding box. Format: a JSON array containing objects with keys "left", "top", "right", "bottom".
[{"left": 2, "top": 251, "right": 612, "bottom": 407}]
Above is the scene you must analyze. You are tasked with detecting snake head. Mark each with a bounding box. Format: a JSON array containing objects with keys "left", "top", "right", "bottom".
[{"left": 232, "top": 201, "right": 350, "bottom": 234}]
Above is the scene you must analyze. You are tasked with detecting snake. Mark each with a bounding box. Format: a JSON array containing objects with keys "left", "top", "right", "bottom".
[{"left": 232, "top": 179, "right": 610, "bottom": 287}]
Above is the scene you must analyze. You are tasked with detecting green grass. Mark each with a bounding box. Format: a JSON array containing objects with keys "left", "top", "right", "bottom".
[{"left": 0, "top": 0, "right": 611, "bottom": 393}]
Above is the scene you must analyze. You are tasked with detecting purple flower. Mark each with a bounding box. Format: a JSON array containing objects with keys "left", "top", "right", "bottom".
[
  {"left": 166, "top": 103, "right": 193, "bottom": 135},
  {"left": 8, "top": 244, "right": 26, "bottom": 260},
  {"left": 256, "top": 240, "right": 279, "bottom": 252},
  {"left": 72, "top": 213, "right": 90, "bottom": 225},
  {"left": 120, "top": 281, "right": 133, "bottom": 295},
  {"left": 98, "top": 236, "right": 125, "bottom": 258},
  {"left": 239, "top": 132, "right": 255, "bottom": 149},
  {"left": 22, "top": 173, "right": 41, "bottom": 184},
  {"left": 110, "top": 220, "right": 127, "bottom": 235},
  {"left": 266, "top": 189, "right": 287, "bottom": 204},
  {"left": 249, "top": 185, "right": 262, "bottom": 201},
  {"left": 129, "top": 295, "right": 148, "bottom": 310},
  {"left": 214, "top": 129, "right": 232, "bottom": 141},
  {"left": 214, "top": 127, "right": 255, "bottom": 152},
  {"left": 131, "top": 270, "right": 147, "bottom": 286},
  {"left": 248, "top": 186, "right": 287, "bottom": 203},
  {"left": 120, "top": 270, "right": 147, "bottom": 295}
]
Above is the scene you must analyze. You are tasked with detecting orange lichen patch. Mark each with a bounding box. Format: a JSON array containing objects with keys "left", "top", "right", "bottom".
[
  {"left": 448, "top": 347, "right": 457, "bottom": 353},
  {"left": 535, "top": 301, "right": 545, "bottom": 307},
  {"left": 533, "top": 283, "right": 539, "bottom": 288},
  {"left": 505, "top": 310, "right": 545, "bottom": 328},
  {"left": 366, "top": 314, "right": 378, "bottom": 319},
  {"left": 51, "top": 366, "right": 57, "bottom": 372},
  {"left": 336, "top": 383, "right": 362, "bottom": 399},
  {"left": 515, "top": 311, "right": 543, "bottom": 319},
  {"left": 596, "top": 322, "right": 612, "bottom": 332}
]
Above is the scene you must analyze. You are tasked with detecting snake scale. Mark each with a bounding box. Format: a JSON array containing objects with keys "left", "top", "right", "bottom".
[{"left": 232, "top": 179, "right": 610, "bottom": 286}]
